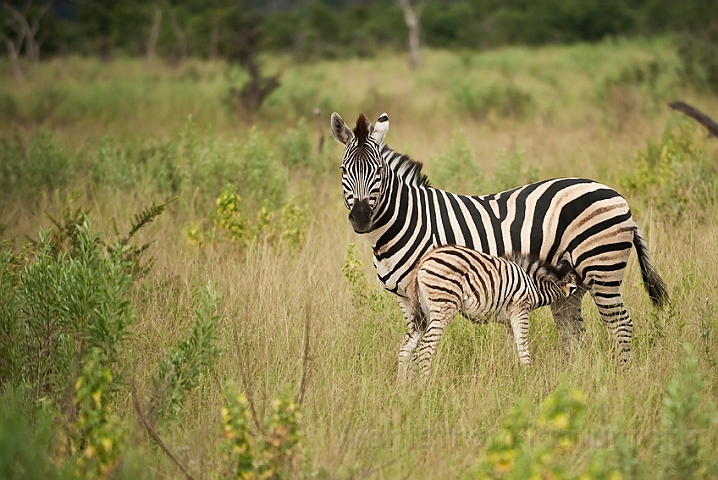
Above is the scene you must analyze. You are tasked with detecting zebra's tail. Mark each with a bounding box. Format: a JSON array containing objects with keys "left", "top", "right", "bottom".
[{"left": 633, "top": 226, "right": 669, "bottom": 308}]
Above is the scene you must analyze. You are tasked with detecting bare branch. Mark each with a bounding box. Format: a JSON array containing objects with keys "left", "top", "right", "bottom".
[
  {"left": 313, "top": 107, "right": 324, "bottom": 155},
  {"left": 297, "top": 302, "right": 312, "bottom": 406},
  {"left": 130, "top": 379, "right": 197, "bottom": 480},
  {"left": 668, "top": 101, "right": 718, "bottom": 138}
]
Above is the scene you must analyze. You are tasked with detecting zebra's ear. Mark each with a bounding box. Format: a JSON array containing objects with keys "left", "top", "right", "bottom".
[
  {"left": 331, "top": 112, "right": 353, "bottom": 145},
  {"left": 371, "top": 112, "right": 389, "bottom": 145}
]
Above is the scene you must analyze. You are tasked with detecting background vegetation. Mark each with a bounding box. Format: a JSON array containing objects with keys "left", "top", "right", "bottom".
[{"left": 1, "top": 10, "right": 718, "bottom": 479}]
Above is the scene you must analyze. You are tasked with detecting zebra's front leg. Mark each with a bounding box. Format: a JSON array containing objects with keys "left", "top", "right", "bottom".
[
  {"left": 508, "top": 309, "right": 531, "bottom": 365},
  {"left": 550, "top": 286, "right": 586, "bottom": 349}
]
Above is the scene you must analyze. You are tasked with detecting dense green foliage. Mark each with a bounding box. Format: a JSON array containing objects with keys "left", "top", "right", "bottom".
[{"left": 3, "top": 0, "right": 718, "bottom": 60}]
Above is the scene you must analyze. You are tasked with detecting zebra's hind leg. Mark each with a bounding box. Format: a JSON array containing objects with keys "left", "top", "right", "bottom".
[
  {"left": 415, "top": 312, "right": 454, "bottom": 380},
  {"left": 592, "top": 290, "right": 633, "bottom": 365},
  {"left": 398, "top": 327, "right": 422, "bottom": 382},
  {"left": 550, "top": 286, "right": 587, "bottom": 351}
]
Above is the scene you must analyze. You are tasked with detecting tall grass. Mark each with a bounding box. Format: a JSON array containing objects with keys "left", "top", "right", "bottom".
[{"left": 1, "top": 37, "right": 718, "bottom": 478}]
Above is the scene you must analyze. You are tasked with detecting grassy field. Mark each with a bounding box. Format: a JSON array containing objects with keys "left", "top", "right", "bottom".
[{"left": 2, "top": 37, "right": 718, "bottom": 479}]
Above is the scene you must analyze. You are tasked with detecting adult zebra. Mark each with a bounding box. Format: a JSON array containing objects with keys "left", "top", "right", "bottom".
[{"left": 331, "top": 111, "right": 668, "bottom": 369}]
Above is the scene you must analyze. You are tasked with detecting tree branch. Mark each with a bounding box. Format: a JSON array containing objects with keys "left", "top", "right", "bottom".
[
  {"left": 130, "top": 379, "right": 196, "bottom": 480},
  {"left": 668, "top": 101, "right": 718, "bottom": 138}
]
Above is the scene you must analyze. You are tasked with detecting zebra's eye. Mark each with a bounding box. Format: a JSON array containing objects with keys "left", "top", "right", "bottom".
[{"left": 341, "top": 165, "right": 348, "bottom": 174}]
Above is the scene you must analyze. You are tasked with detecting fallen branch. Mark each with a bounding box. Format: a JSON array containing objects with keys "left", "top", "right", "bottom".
[
  {"left": 668, "top": 101, "right": 718, "bottom": 138},
  {"left": 130, "top": 379, "right": 196, "bottom": 480}
]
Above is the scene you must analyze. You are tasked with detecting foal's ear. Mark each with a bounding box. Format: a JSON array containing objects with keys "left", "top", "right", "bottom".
[
  {"left": 331, "top": 112, "right": 353, "bottom": 145},
  {"left": 371, "top": 112, "right": 389, "bottom": 146}
]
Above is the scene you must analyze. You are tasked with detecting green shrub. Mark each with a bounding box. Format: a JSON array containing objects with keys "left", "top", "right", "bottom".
[
  {"left": 71, "top": 348, "right": 127, "bottom": 480},
  {"left": 0, "top": 131, "right": 74, "bottom": 198},
  {"left": 0, "top": 387, "right": 72, "bottom": 480},
  {"left": 222, "top": 385, "right": 304, "bottom": 480},
  {"left": 276, "top": 118, "right": 312, "bottom": 168},
  {"left": 621, "top": 121, "right": 717, "bottom": 219},
  {"left": 150, "top": 284, "right": 222, "bottom": 423},
  {"left": 450, "top": 81, "right": 535, "bottom": 121},
  {"left": 658, "top": 344, "right": 717, "bottom": 479},
  {"left": 12, "top": 220, "right": 133, "bottom": 405},
  {"left": 473, "top": 383, "right": 621, "bottom": 479},
  {"left": 492, "top": 149, "right": 540, "bottom": 192},
  {"left": 677, "top": 30, "right": 718, "bottom": 95},
  {"left": 429, "top": 130, "right": 486, "bottom": 194}
]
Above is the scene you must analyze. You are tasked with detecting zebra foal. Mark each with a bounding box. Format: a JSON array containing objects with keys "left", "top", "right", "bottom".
[{"left": 401, "top": 245, "right": 578, "bottom": 379}]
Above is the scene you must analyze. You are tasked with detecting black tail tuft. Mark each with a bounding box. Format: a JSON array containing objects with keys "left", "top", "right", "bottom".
[{"left": 633, "top": 227, "right": 669, "bottom": 308}]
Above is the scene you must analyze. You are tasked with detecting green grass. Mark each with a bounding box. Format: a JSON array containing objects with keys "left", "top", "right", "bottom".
[{"left": 1, "top": 37, "right": 718, "bottom": 479}]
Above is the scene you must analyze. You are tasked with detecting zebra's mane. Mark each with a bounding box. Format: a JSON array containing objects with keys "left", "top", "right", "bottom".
[
  {"left": 502, "top": 251, "right": 573, "bottom": 283},
  {"left": 383, "top": 146, "right": 431, "bottom": 188},
  {"left": 353, "top": 113, "right": 371, "bottom": 146}
]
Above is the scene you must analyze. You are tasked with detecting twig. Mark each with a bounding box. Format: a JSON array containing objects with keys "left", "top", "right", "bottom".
[
  {"left": 297, "top": 302, "right": 312, "bottom": 406},
  {"left": 668, "top": 101, "right": 718, "bottom": 138},
  {"left": 130, "top": 378, "right": 196, "bottom": 480},
  {"left": 236, "top": 335, "right": 265, "bottom": 435},
  {"left": 313, "top": 107, "right": 325, "bottom": 155}
]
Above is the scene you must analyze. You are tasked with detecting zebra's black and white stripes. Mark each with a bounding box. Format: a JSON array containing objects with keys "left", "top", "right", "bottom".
[
  {"left": 401, "top": 246, "right": 577, "bottom": 378},
  {"left": 331, "top": 112, "right": 668, "bottom": 369}
]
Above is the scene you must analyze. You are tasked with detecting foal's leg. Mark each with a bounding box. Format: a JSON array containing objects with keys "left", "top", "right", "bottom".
[{"left": 508, "top": 308, "right": 531, "bottom": 365}]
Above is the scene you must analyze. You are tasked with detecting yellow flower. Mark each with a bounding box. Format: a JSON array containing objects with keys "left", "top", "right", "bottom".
[
  {"left": 101, "top": 437, "right": 113, "bottom": 452},
  {"left": 552, "top": 413, "right": 569, "bottom": 430}
]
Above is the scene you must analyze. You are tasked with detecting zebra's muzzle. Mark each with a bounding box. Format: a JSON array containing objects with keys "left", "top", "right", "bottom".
[{"left": 349, "top": 199, "right": 373, "bottom": 233}]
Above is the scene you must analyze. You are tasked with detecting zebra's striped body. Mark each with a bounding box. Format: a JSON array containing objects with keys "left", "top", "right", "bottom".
[
  {"left": 331, "top": 112, "right": 668, "bottom": 369},
  {"left": 402, "top": 246, "right": 577, "bottom": 377}
]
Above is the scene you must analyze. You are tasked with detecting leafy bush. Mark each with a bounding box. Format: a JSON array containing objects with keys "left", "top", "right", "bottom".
[
  {"left": 621, "top": 121, "right": 718, "bottom": 219},
  {"left": 429, "top": 130, "right": 486, "bottom": 194},
  {"left": 450, "top": 81, "right": 535, "bottom": 121},
  {"left": 0, "top": 131, "right": 74, "bottom": 199},
  {"left": 187, "top": 183, "right": 309, "bottom": 252},
  {"left": 2, "top": 220, "right": 134, "bottom": 405},
  {"left": 492, "top": 149, "right": 540, "bottom": 192},
  {"left": 0, "top": 387, "right": 72, "bottom": 480},
  {"left": 71, "top": 348, "right": 127, "bottom": 479},
  {"left": 150, "top": 284, "right": 222, "bottom": 423},
  {"left": 221, "top": 385, "right": 304, "bottom": 480},
  {"left": 276, "top": 118, "right": 312, "bottom": 168},
  {"left": 657, "top": 344, "right": 717, "bottom": 479},
  {"left": 474, "top": 383, "right": 621, "bottom": 479},
  {"left": 677, "top": 29, "right": 718, "bottom": 95}
]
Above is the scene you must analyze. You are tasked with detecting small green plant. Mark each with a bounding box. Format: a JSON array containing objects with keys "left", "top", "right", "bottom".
[
  {"left": 450, "top": 81, "right": 535, "bottom": 121},
  {"left": 475, "top": 383, "right": 621, "bottom": 479},
  {"left": 658, "top": 343, "right": 717, "bottom": 479},
  {"left": 0, "top": 131, "right": 74, "bottom": 198},
  {"left": 72, "top": 348, "right": 126, "bottom": 480},
  {"left": 189, "top": 184, "right": 309, "bottom": 252},
  {"left": 221, "top": 390, "right": 255, "bottom": 479},
  {"left": 276, "top": 118, "right": 313, "bottom": 168},
  {"left": 492, "top": 149, "right": 539, "bottom": 192},
  {"left": 150, "top": 284, "right": 222, "bottom": 423},
  {"left": 621, "top": 122, "right": 717, "bottom": 219},
  {"left": 677, "top": 29, "right": 718, "bottom": 95},
  {"left": 221, "top": 385, "right": 304, "bottom": 480},
  {"left": 430, "top": 130, "right": 485, "bottom": 194}
]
